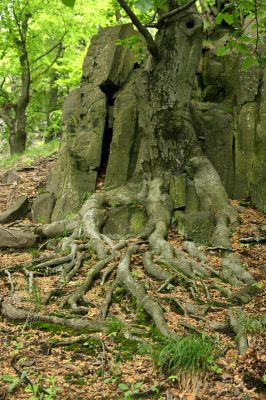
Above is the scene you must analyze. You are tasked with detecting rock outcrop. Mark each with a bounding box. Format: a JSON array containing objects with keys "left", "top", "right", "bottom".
[
  {"left": 47, "top": 24, "right": 138, "bottom": 221},
  {"left": 193, "top": 34, "right": 266, "bottom": 212}
]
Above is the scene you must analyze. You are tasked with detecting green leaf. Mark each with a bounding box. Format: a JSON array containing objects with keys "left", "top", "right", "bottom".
[
  {"left": 0, "top": 375, "right": 17, "bottom": 382},
  {"left": 61, "top": 0, "right": 76, "bottom": 7},
  {"left": 118, "top": 383, "right": 129, "bottom": 391},
  {"left": 216, "top": 46, "right": 230, "bottom": 57},
  {"left": 8, "top": 378, "right": 20, "bottom": 393},
  {"left": 215, "top": 13, "right": 224, "bottom": 24},
  {"left": 238, "top": 1, "right": 254, "bottom": 11},
  {"left": 223, "top": 13, "right": 234, "bottom": 25},
  {"left": 135, "top": 0, "right": 154, "bottom": 12}
]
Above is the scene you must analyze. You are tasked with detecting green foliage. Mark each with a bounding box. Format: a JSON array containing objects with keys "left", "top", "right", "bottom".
[
  {"left": 0, "top": 0, "right": 111, "bottom": 153},
  {"left": 0, "top": 372, "right": 25, "bottom": 393},
  {"left": 116, "top": 35, "right": 146, "bottom": 64},
  {"left": 25, "top": 375, "right": 60, "bottom": 400},
  {"left": 0, "top": 140, "right": 59, "bottom": 169},
  {"left": 82, "top": 191, "right": 92, "bottom": 202},
  {"left": 118, "top": 381, "right": 144, "bottom": 400},
  {"left": 46, "top": 110, "right": 62, "bottom": 140},
  {"left": 107, "top": 316, "right": 126, "bottom": 337},
  {"left": 0, "top": 371, "right": 59, "bottom": 399},
  {"left": 242, "top": 314, "right": 266, "bottom": 334},
  {"left": 61, "top": 0, "right": 76, "bottom": 7},
  {"left": 135, "top": 0, "right": 167, "bottom": 12},
  {"left": 215, "top": 0, "right": 266, "bottom": 65},
  {"left": 150, "top": 334, "right": 215, "bottom": 377}
]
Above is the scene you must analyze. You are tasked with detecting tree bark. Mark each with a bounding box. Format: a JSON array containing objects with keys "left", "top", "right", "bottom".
[{"left": 9, "top": 13, "right": 31, "bottom": 154}]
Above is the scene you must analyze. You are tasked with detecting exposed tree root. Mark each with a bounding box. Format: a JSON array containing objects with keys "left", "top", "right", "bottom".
[
  {"left": 228, "top": 307, "right": 248, "bottom": 355},
  {"left": 0, "top": 300, "right": 105, "bottom": 332},
  {"left": 1, "top": 170, "right": 261, "bottom": 354}
]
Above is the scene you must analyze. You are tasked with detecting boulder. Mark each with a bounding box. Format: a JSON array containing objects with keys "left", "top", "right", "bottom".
[
  {"left": 169, "top": 175, "right": 186, "bottom": 209},
  {"left": 31, "top": 193, "right": 56, "bottom": 224},
  {"left": 193, "top": 36, "right": 266, "bottom": 213},
  {"left": 0, "top": 227, "right": 37, "bottom": 248},
  {"left": 1, "top": 169, "right": 21, "bottom": 184},
  {"left": 0, "top": 196, "right": 28, "bottom": 224},
  {"left": 103, "top": 205, "right": 147, "bottom": 239},
  {"left": 178, "top": 211, "right": 214, "bottom": 244}
]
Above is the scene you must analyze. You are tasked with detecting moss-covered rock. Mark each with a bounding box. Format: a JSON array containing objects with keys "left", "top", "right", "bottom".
[
  {"left": 31, "top": 193, "right": 56, "bottom": 224},
  {"left": 103, "top": 205, "right": 147, "bottom": 239},
  {"left": 177, "top": 211, "right": 214, "bottom": 244},
  {"left": 169, "top": 175, "right": 186, "bottom": 209},
  {"left": 0, "top": 196, "right": 28, "bottom": 224},
  {"left": 46, "top": 24, "right": 137, "bottom": 221},
  {"left": 193, "top": 35, "right": 266, "bottom": 212}
]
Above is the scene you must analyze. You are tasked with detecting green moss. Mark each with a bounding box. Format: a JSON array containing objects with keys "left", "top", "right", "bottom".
[
  {"left": 65, "top": 337, "right": 101, "bottom": 355},
  {"left": 113, "top": 287, "right": 128, "bottom": 303},
  {"left": 29, "top": 321, "right": 93, "bottom": 336},
  {"left": 113, "top": 335, "right": 141, "bottom": 361},
  {"left": 130, "top": 209, "right": 145, "bottom": 235}
]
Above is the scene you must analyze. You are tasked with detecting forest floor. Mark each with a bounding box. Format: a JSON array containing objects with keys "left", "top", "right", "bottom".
[{"left": 0, "top": 154, "right": 265, "bottom": 400}]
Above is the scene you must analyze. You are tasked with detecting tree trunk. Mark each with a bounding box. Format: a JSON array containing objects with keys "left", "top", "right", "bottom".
[{"left": 8, "top": 13, "right": 30, "bottom": 154}]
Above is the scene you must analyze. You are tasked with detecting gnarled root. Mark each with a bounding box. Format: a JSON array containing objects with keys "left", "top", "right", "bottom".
[{"left": 4, "top": 173, "right": 260, "bottom": 349}]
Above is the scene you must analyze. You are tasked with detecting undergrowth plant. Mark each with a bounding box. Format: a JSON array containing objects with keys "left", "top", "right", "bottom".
[
  {"left": 241, "top": 314, "right": 266, "bottom": 335},
  {"left": 0, "top": 140, "right": 59, "bottom": 169},
  {"left": 152, "top": 334, "right": 214, "bottom": 376},
  {"left": 148, "top": 334, "right": 217, "bottom": 396}
]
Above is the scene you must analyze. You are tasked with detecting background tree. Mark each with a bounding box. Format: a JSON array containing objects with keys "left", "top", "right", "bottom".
[{"left": 0, "top": 0, "right": 111, "bottom": 154}]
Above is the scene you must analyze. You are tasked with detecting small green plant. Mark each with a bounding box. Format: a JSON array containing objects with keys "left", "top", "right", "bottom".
[
  {"left": 37, "top": 188, "right": 47, "bottom": 194},
  {"left": 29, "top": 281, "right": 43, "bottom": 311},
  {"left": 30, "top": 248, "right": 40, "bottom": 259},
  {"left": 0, "top": 372, "right": 26, "bottom": 393},
  {"left": 116, "top": 35, "right": 146, "bottom": 64},
  {"left": 252, "top": 283, "right": 264, "bottom": 290},
  {"left": 263, "top": 375, "right": 266, "bottom": 384},
  {"left": 107, "top": 317, "right": 125, "bottom": 338},
  {"left": 25, "top": 375, "right": 60, "bottom": 400},
  {"left": 151, "top": 334, "right": 215, "bottom": 378},
  {"left": 104, "top": 376, "right": 118, "bottom": 384},
  {"left": 11, "top": 341, "right": 23, "bottom": 355},
  {"left": 82, "top": 191, "right": 92, "bottom": 202},
  {"left": 241, "top": 314, "right": 266, "bottom": 335},
  {"left": 240, "top": 243, "right": 250, "bottom": 249},
  {"left": 118, "top": 381, "right": 143, "bottom": 400}
]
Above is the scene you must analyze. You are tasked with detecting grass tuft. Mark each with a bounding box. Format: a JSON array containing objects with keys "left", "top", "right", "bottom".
[{"left": 151, "top": 334, "right": 214, "bottom": 377}]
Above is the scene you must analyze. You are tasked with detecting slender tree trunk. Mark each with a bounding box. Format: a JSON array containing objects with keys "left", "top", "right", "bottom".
[
  {"left": 8, "top": 13, "right": 30, "bottom": 154},
  {"left": 9, "top": 67, "right": 30, "bottom": 154},
  {"left": 45, "top": 69, "right": 59, "bottom": 142}
]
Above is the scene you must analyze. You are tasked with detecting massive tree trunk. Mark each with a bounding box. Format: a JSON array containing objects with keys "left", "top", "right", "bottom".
[{"left": 8, "top": 7, "right": 260, "bottom": 344}]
